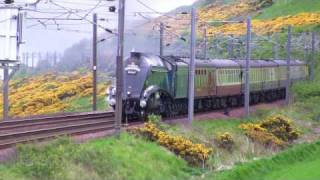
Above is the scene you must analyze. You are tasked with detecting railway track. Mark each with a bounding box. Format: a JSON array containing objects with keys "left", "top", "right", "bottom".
[
  {"left": 0, "top": 100, "right": 284, "bottom": 150},
  {"left": 0, "top": 111, "right": 115, "bottom": 149}
]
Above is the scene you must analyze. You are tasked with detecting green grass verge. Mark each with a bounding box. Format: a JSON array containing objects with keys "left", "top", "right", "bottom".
[
  {"left": 256, "top": 0, "right": 320, "bottom": 20},
  {"left": 209, "top": 141, "right": 320, "bottom": 180},
  {"left": 0, "top": 134, "right": 194, "bottom": 180},
  {"left": 65, "top": 95, "right": 108, "bottom": 112}
]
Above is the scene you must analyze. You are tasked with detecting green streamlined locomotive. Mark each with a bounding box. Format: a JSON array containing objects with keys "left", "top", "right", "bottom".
[{"left": 107, "top": 52, "right": 308, "bottom": 119}]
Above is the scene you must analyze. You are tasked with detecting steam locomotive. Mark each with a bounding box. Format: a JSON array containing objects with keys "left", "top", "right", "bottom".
[{"left": 107, "top": 52, "right": 308, "bottom": 119}]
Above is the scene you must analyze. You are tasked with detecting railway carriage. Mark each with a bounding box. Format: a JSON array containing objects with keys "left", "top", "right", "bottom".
[{"left": 107, "top": 52, "right": 308, "bottom": 119}]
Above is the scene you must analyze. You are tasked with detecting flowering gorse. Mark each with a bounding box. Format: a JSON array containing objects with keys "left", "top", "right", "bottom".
[
  {"left": 132, "top": 122, "right": 213, "bottom": 166},
  {"left": 240, "top": 115, "right": 301, "bottom": 147},
  {"left": 0, "top": 72, "right": 108, "bottom": 118},
  {"left": 214, "top": 132, "right": 234, "bottom": 151}
]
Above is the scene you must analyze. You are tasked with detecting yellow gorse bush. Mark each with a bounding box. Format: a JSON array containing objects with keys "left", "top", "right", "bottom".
[
  {"left": 240, "top": 123, "right": 285, "bottom": 147},
  {"left": 239, "top": 115, "right": 301, "bottom": 147},
  {"left": 260, "top": 115, "right": 300, "bottom": 142},
  {"left": 0, "top": 72, "right": 108, "bottom": 119},
  {"left": 134, "top": 122, "right": 213, "bottom": 166},
  {"left": 148, "top": 0, "right": 320, "bottom": 43},
  {"left": 198, "top": 0, "right": 252, "bottom": 22},
  {"left": 206, "top": 13, "right": 320, "bottom": 36},
  {"left": 214, "top": 132, "right": 235, "bottom": 151}
]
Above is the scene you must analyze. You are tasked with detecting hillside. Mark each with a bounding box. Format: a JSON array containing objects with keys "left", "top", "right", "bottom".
[
  {"left": 0, "top": 72, "right": 109, "bottom": 119},
  {"left": 147, "top": 0, "right": 320, "bottom": 42}
]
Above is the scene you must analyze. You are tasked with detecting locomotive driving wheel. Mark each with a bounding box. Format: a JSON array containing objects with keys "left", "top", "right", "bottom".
[{"left": 145, "top": 91, "right": 173, "bottom": 118}]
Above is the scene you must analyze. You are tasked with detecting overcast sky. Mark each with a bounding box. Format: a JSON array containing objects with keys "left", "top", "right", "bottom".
[{"left": 15, "top": 0, "right": 197, "bottom": 54}]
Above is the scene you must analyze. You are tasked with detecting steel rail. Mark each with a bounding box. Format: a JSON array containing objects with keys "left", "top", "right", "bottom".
[
  {"left": 0, "top": 111, "right": 114, "bottom": 126},
  {"left": 0, "top": 111, "right": 115, "bottom": 149}
]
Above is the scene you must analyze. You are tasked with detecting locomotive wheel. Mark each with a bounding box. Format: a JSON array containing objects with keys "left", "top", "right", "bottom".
[
  {"left": 146, "top": 92, "right": 161, "bottom": 116},
  {"left": 145, "top": 91, "right": 173, "bottom": 118}
]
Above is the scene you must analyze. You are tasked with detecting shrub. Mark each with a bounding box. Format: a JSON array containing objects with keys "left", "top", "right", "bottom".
[
  {"left": 292, "top": 82, "right": 320, "bottom": 100},
  {"left": 240, "top": 123, "right": 285, "bottom": 147},
  {"left": 239, "top": 115, "right": 301, "bottom": 147},
  {"left": 131, "top": 122, "right": 213, "bottom": 167},
  {"left": 260, "top": 115, "right": 300, "bottom": 142},
  {"left": 214, "top": 132, "right": 235, "bottom": 151}
]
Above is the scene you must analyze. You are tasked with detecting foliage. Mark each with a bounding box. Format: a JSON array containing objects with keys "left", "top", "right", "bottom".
[
  {"left": 289, "top": 81, "right": 320, "bottom": 121},
  {"left": 292, "top": 81, "right": 320, "bottom": 100},
  {"left": 14, "top": 138, "right": 75, "bottom": 179},
  {"left": 132, "top": 122, "right": 213, "bottom": 166},
  {"left": 0, "top": 72, "right": 109, "bottom": 119},
  {"left": 198, "top": 1, "right": 252, "bottom": 22},
  {"left": 260, "top": 115, "right": 300, "bottom": 142},
  {"left": 147, "top": 114, "right": 162, "bottom": 124},
  {"left": 214, "top": 132, "right": 235, "bottom": 151},
  {"left": 0, "top": 134, "right": 193, "bottom": 180},
  {"left": 240, "top": 115, "right": 301, "bottom": 147},
  {"left": 240, "top": 123, "right": 285, "bottom": 147},
  {"left": 256, "top": 0, "right": 320, "bottom": 20},
  {"left": 210, "top": 141, "right": 320, "bottom": 180},
  {"left": 155, "top": 0, "right": 320, "bottom": 45},
  {"left": 207, "top": 13, "right": 320, "bottom": 36},
  {"left": 65, "top": 95, "right": 107, "bottom": 112}
]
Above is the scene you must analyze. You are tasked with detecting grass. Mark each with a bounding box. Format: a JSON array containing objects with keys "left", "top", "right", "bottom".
[
  {"left": 209, "top": 141, "right": 320, "bottom": 180},
  {"left": 164, "top": 79, "right": 320, "bottom": 175},
  {"left": 165, "top": 117, "right": 281, "bottom": 171},
  {"left": 0, "top": 79, "right": 319, "bottom": 180},
  {"left": 65, "top": 95, "right": 108, "bottom": 112},
  {"left": 289, "top": 81, "right": 320, "bottom": 121},
  {"left": 0, "top": 134, "right": 194, "bottom": 180},
  {"left": 255, "top": 0, "right": 320, "bottom": 20},
  {"left": 264, "top": 157, "right": 320, "bottom": 180}
]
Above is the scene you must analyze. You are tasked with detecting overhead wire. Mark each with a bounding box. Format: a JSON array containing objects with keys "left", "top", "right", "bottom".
[
  {"left": 0, "top": 17, "right": 12, "bottom": 23},
  {"left": 27, "top": 0, "right": 116, "bottom": 35},
  {"left": 135, "top": 0, "right": 177, "bottom": 19}
]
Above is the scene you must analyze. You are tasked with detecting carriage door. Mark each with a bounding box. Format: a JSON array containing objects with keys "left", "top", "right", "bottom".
[{"left": 208, "top": 69, "right": 216, "bottom": 96}]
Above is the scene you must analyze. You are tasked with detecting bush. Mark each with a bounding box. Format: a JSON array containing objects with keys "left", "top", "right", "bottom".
[
  {"left": 239, "top": 115, "right": 301, "bottom": 147},
  {"left": 214, "top": 132, "right": 235, "bottom": 151},
  {"left": 292, "top": 82, "right": 320, "bottom": 100},
  {"left": 240, "top": 123, "right": 285, "bottom": 147},
  {"left": 131, "top": 122, "right": 213, "bottom": 167},
  {"left": 260, "top": 115, "right": 300, "bottom": 142}
]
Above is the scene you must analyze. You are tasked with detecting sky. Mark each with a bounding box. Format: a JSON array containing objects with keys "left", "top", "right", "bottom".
[{"left": 9, "top": 0, "right": 198, "bottom": 54}]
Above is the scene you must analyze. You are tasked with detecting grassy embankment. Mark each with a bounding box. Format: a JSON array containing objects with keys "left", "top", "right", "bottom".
[
  {"left": 210, "top": 141, "right": 320, "bottom": 180},
  {"left": 0, "top": 134, "right": 195, "bottom": 180}
]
